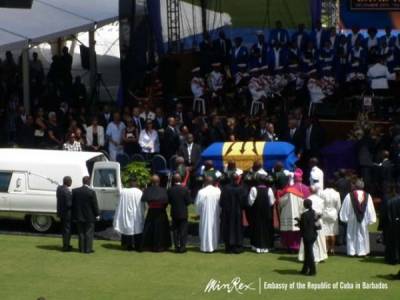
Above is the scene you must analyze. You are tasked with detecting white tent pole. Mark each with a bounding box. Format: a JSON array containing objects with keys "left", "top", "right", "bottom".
[
  {"left": 89, "top": 29, "right": 97, "bottom": 99},
  {"left": 22, "top": 48, "right": 31, "bottom": 114}
]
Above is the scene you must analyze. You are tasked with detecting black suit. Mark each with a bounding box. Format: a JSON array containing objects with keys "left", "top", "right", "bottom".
[
  {"left": 133, "top": 116, "right": 145, "bottom": 132},
  {"left": 98, "top": 113, "right": 112, "bottom": 128},
  {"left": 168, "top": 184, "right": 192, "bottom": 250},
  {"left": 304, "top": 125, "right": 324, "bottom": 158},
  {"left": 56, "top": 185, "right": 72, "bottom": 249},
  {"left": 298, "top": 209, "right": 320, "bottom": 275},
  {"left": 154, "top": 117, "right": 166, "bottom": 130},
  {"left": 178, "top": 142, "right": 202, "bottom": 167},
  {"left": 282, "top": 127, "right": 304, "bottom": 153},
  {"left": 379, "top": 159, "right": 394, "bottom": 197},
  {"left": 162, "top": 126, "right": 180, "bottom": 160},
  {"left": 213, "top": 38, "right": 232, "bottom": 64},
  {"left": 72, "top": 185, "right": 99, "bottom": 253}
]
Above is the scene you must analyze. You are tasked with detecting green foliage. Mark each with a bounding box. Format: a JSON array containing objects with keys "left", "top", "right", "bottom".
[{"left": 121, "top": 161, "right": 151, "bottom": 189}]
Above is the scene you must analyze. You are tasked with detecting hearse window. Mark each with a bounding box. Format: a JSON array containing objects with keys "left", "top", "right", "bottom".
[
  {"left": 86, "top": 155, "right": 107, "bottom": 175},
  {"left": 93, "top": 169, "right": 117, "bottom": 188},
  {"left": 0, "top": 172, "right": 12, "bottom": 192}
]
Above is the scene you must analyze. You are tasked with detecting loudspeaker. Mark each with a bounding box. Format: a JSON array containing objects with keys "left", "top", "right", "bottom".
[{"left": 0, "top": 0, "right": 33, "bottom": 9}]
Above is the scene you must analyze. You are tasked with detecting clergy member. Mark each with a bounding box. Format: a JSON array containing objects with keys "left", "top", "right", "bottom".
[
  {"left": 219, "top": 173, "right": 247, "bottom": 254},
  {"left": 277, "top": 184, "right": 305, "bottom": 252},
  {"left": 141, "top": 175, "right": 171, "bottom": 252},
  {"left": 339, "top": 179, "right": 377, "bottom": 256},
  {"left": 248, "top": 175, "right": 276, "bottom": 253},
  {"left": 113, "top": 177, "right": 145, "bottom": 251},
  {"left": 195, "top": 176, "right": 221, "bottom": 253}
]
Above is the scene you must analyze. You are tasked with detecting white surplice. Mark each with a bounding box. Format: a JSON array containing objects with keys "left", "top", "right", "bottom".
[
  {"left": 320, "top": 188, "right": 341, "bottom": 236},
  {"left": 278, "top": 191, "right": 304, "bottom": 232},
  {"left": 195, "top": 185, "right": 221, "bottom": 252},
  {"left": 113, "top": 188, "right": 145, "bottom": 235},
  {"left": 298, "top": 194, "right": 328, "bottom": 263},
  {"left": 339, "top": 190, "right": 376, "bottom": 256}
]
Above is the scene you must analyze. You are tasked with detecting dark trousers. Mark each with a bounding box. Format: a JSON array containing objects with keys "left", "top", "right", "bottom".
[
  {"left": 302, "top": 239, "right": 316, "bottom": 275},
  {"left": 172, "top": 219, "right": 188, "bottom": 250},
  {"left": 76, "top": 222, "right": 95, "bottom": 253},
  {"left": 121, "top": 234, "right": 143, "bottom": 251},
  {"left": 60, "top": 213, "right": 72, "bottom": 249}
]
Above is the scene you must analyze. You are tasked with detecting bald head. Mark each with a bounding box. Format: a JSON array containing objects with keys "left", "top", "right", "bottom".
[
  {"left": 151, "top": 175, "right": 160, "bottom": 186},
  {"left": 204, "top": 176, "right": 214, "bottom": 186}
]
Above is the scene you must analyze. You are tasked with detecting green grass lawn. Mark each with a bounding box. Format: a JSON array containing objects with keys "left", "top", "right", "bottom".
[
  {"left": 0, "top": 234, "right": 399, "bottom": 300},
  {"left": 186, "top": 0, "right": 311, "bottom": 28}
]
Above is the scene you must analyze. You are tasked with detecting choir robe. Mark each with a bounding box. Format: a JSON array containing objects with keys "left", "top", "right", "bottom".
[
  {"left": 141, "top": 185, "right": 171, "bottom": 251},
  {"left": 298, "top": 194, "right": 328, "bottom": 263},
  {"left": 219, "top": 183, "right": 247, "bottom": 247},
  {"left": 278, "top": 187, "right": 304, "bottom": 251},
  {"left": 113, "top": 188, "right": 145, "bottom": 236},
  {"left": 248, "top": 185, "right": 276, "bottom": 249},
  {"left": 339, "top": 190, "right": 377, "bottom": 256},
  {"left": 380, "top": 196, "right": 400, "bottom": 264},
  {"left": 196, "top": 185, "right": 221, "bottom": 252}
]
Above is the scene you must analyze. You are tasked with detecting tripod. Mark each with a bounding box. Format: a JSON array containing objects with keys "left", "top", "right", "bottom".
[{"left": 90, "top": 73, "right": 114, "bottom": 105}]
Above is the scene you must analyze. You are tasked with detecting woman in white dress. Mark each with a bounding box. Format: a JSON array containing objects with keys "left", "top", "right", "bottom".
[{"left": 320, "top": 182, "right": 342, "bottom": 255}]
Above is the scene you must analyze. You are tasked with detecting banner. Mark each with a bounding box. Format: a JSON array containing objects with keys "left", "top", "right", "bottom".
[
  {"left": 350, "top": 0, "right": 400, "bottom": 11},
  {"left": 340, "top": 0, "right": 400, "bottom": 29}
]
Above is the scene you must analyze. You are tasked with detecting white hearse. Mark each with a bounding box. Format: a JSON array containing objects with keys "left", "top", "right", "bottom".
[{"left": 0, "top": 148, "right": 122, "bottom": 232}]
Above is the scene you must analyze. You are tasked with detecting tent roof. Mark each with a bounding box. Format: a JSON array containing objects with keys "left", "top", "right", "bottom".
[
  {"left": 0, "top": 0, "right": 119, "bottom": 50},
  {"left": 38, "top": 0, "right": 119, "bottom": 27},
  {"left": 0, "top": 29, "right": 28, "bottom": 52}
]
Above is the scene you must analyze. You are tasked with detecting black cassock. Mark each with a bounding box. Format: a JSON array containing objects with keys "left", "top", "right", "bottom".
[
  {"left": 141, "top": 186, "right": 171, "bottom": 251},
  {"left": 381, "top": 196, "right": 400, "bottom": 264},
  {"left": 249, "top": 186, "right": 274, "bottom": 249},
  {"left": 219, "top": 183, "right": 247, "bottom": 247}
]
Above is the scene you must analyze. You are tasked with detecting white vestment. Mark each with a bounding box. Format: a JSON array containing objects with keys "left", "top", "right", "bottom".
[
  {"left": 113, "top": 188, "right": 145, "bottom": 235},
  {"left": 278, "top": 190, "right": 304, "bottom": 232},
  {"left": 339, "top": 190, "right": 377, "bottom": 256},
  {"left": 310, "top": 166, "right": 324, "bottom": 192},
  {"left": 320, "top": 188, "right": 341, "bottom": 236},
  {"left": 195, "top": 185, "right": 221, "bottom": 252},
  {"left": 299, "top": 194, "right": 328, "bottom": 263}
]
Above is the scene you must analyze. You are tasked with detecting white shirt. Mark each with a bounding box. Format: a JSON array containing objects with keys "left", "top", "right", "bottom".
[
  {"left": 308, "top": 79, "right": 325, "bottom": 103},
  {"left": 106, "top": 122, "right": 126, "bottom": 145},
  {"left": 139, "top": 111, "right": 156, "bottom": 121},
  {"left": 367, "top": 63, "right": 394, "bottom": 90},
  {"left": 191, "top": 76, "right": 205, "bottom": 98},
  {"left": 273, "top": 48, "right": 281, "bottom": 69},
  {"left": 139, "top": 129, "right": 160, "bottom": 153}
]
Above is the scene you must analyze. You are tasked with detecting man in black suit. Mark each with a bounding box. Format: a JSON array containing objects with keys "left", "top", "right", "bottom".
[
  {"left": 154, "top": 107, "right": 166, "bottom": 130},
  {"left": 213, "top": 30, "right": 232, "bottom": 66},
  {"left": 378, "top": 151, "right": 394, "bottom": 197},
  {"left": 72, "top": 176, "right": 99, "bottom": 254},
  {"left": 162, "top": 117, "right": 180, "bottom": 160},
  {"left": 296, "top": 199, "right": 321, "bottom": 276},
  {"left": 178, "top": 134, "right": 202, "bottom": 168},
  {"left": 98, "top": 105, "right": 112, "bottom": 128},
  {"left": 56, "top": 176, "right": 73, "bottom": 251},
  {"left": 168, "top": 174, "right": 192, "bottom": 253},
  {"left": 303, "top": 117, "right": 325, "bottom": 159},
  {"left": 282, "top": 119, "right": 304, "bottom": 153},
  {"left": 132, "top": 107, "right": 145, "bottom": 132}
]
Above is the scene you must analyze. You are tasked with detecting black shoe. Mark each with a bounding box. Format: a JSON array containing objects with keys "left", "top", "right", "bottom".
[
  {"left": 308, "top": 272, "right": 316, "bottom": 276},
  {"left": 179, "top": 248, "right": 187, "bottom": 253},
  {"left": 85, "top": 250, "right": 95, "bottom": 254},
  {"left": 62, "top": 246, "right": 72, "bottom": 252},
  {"left": 175, "top": 247, "right": 181, "bottom": 253}
]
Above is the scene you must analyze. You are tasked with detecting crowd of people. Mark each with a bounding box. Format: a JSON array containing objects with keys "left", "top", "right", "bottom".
[
  {"left": 191, "top": 21, "right": 400, "bottom": 118},
  {"left": 56, "top": 155, "right": 400, "bottom": 277}
]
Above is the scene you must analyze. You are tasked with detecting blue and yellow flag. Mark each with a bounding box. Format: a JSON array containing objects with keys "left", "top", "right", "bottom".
[{"left": 201, "top": 141, "right": 298, "bottom": 171}]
